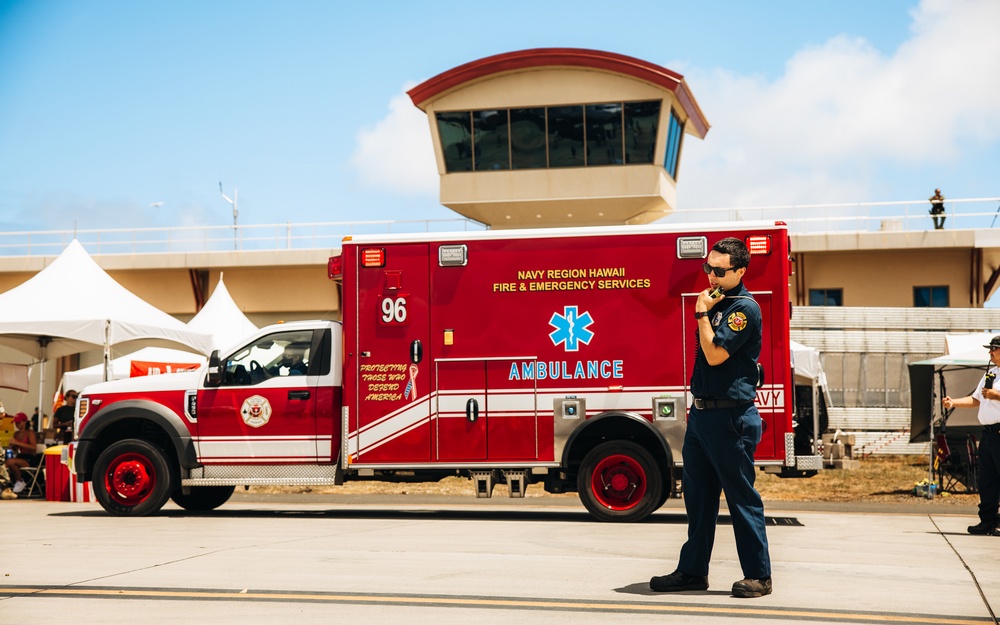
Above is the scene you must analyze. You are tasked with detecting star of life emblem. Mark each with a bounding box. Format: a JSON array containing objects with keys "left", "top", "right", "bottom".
[
  {"left": 240, "top": 395, "right": 272, "bottom": 428},
  {"left": 548, "top": 306, "right": 595, "bottom": 352}
]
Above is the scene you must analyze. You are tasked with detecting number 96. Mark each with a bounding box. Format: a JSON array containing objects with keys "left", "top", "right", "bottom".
[{"left": 380, "top": 297, "right": 407, "bottom": 324}]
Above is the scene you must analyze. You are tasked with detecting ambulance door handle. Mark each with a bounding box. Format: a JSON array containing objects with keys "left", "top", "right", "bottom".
[
  {"left": 410, "top": 340, "right": 423, "bottom": 364},
  {"left": 466, "top": 398, "right": 479, "bottom": 423},
  {"left": 289, "top": 390, "right": 311, "bottom": 400}
]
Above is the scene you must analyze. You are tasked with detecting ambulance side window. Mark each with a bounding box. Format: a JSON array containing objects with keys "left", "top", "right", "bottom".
[{"left": 221, "top": 330, "right": 314, "bottom": 386}]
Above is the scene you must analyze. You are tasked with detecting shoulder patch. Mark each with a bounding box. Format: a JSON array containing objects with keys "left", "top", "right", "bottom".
[{"left": 727, "top": 311, "right": 748, "bottom": 332}]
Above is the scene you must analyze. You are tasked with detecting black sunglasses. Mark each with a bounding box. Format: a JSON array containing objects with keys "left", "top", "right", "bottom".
[{"left": 702, "top": 262, "right": 739, "bottom": 278}]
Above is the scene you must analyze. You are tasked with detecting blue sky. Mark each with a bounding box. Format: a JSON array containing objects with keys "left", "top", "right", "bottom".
[{"left": 0, "top": 0, "right": 997, "bottom": 233}]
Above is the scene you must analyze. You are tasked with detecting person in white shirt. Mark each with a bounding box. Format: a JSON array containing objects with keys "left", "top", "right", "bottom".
[{"left": 943, "top": 335, "right": 1000, "bottom": 535}]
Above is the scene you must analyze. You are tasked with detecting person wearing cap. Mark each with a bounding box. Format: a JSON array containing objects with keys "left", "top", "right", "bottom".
[
  {"left": 943, "top": 335, "right": 1000, "bottom": 535},
  {"left": 4, "top": 413, "right": 38, "bottom": 494}
]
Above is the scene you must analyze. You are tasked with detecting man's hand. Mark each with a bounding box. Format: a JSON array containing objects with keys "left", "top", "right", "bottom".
[{"left": 695, "top": 288, "right": 724, "bottom": 313}]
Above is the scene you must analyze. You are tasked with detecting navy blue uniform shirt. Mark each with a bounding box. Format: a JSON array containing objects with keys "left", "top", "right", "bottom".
[{"left": 690, "top": 281, "right": 762, "bottom": 402}]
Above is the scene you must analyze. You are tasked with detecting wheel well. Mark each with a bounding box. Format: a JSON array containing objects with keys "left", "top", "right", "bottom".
[
  {"left": 85, "top": 418, "right": 179, "bottom": 479},
  {"left": 565, "top": 413, "right": 672, "bottom": 483}
]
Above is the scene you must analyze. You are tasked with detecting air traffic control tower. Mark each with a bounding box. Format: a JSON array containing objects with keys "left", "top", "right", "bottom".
[{"left": 408, "top": 48, "right": 709, "bottom": 229}]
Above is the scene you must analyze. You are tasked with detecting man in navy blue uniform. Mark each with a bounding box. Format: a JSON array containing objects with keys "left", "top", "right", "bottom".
[{"left": 650, "top": 237, "right": 772, "bottom": 598}]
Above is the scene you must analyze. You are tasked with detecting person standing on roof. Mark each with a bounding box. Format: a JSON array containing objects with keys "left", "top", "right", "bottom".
[
  {"left": 942, "top": 335, "right": 1000, "bottom": 535},
  {"left": 929, "top": 188, "right": 946, "bottom": 230}
]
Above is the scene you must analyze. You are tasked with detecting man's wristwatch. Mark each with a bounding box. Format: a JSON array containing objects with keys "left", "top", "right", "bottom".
[{"left": 694, "top": 310, "right": 710, "bottom": 319}]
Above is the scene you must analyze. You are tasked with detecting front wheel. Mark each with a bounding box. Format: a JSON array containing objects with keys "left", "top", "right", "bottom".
[
  {"left": 170, "top": 485, "right": 235, "bottom": 511},
  {"left": 93, "top": 439, "right": 173, "bottom": 516},
  {"left": 577, "top": 440, "right": 663, "bottom": 522}
]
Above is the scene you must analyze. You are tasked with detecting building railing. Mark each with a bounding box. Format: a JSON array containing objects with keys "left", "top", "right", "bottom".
[
  {"left": 0, "top": 197, "right": 998, "bottom": 256},
  {"left": 0, "top": 218, "right": 488, "bottom": 257},
  {"left": 658, "top": 197, "right": 1000, "bottom": 233}
]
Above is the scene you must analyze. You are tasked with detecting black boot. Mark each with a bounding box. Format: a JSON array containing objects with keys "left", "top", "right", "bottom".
[
  {"left": 649, "top": 570, "right": 709, "bottom": 592},
  {"left": 967, "top": 521, "right": 999, "bottom": 536}
]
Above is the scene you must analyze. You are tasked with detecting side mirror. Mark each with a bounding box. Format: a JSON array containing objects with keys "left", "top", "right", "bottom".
[{"left": 205, "top": 350, "right": 222, "bottom": 387}]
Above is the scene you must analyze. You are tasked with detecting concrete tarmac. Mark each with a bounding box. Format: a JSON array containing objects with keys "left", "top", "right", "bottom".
[{"left": 1, "top": 495, "right": 998, "bottom": 625}]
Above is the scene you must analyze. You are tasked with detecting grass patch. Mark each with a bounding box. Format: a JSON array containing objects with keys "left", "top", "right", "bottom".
[
  {"left": 250, "top": 455, "right": 978, "bottom": 505},
  {"left": 755, "top": 454, "right": 977, "bottom": 505}
]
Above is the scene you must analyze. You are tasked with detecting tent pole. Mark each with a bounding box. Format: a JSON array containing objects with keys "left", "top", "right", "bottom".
[
  {"left": 929, "top": 369, "right": 942, "bottom": 499},
  {"left": 103, "top": 320, "right": 111, "bottom": 382},
  {"left": 812, "top": 379, "right": 820, "bottom": 456},
  {"left": 37, "top": 336, "right": 51, "bottom": 435}
]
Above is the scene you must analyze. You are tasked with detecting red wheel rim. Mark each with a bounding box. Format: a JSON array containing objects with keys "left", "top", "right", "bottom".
[
  {"left": 104, "top": 452, "right": 156, "bottom": 506},
  {"left": 590, "top": 453, "right": 647, "bottom": 510}
]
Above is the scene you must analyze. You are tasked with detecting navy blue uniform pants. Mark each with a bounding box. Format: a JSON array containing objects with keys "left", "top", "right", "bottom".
[
  {"left": 678, "top": 404, "right": 771, "bottom": 579},
  {"left": 978, "top": 429, "right": 1000, "bottom": 525}
]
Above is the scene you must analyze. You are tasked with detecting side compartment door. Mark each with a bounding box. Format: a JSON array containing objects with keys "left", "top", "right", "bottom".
[
  {"left": 435, "top": 359, "right": 486, "bottom": 461},
  {"left": 486, "top": 359, "right": 539, "bottom": 461},
  {"left": 196, "top": 328, "right": 320, "bottom": 463},
  {"left": 434, "top": 358, "right": 540, "bottom": 462},
  {"left": 352, "top": 244, "right": 431, "bottom": 463}
]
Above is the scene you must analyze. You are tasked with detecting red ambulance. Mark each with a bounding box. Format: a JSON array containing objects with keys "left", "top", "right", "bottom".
[{"left": 72, "top": 222, "right": 812, "bottom": 521}]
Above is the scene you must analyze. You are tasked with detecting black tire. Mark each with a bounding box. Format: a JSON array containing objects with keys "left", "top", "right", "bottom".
[
  {"left": 93, "top": 439, "right": 174, "bottom": 516},
  {"left": 170, "top": 485, "right": 235, "bottom": 511},
  {"left": 577, "top": 440, "right": 663, "bottom": 522}
]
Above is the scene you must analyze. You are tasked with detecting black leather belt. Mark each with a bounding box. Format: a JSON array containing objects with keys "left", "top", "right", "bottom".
[
  {"left": 693, "top": 398, "right": 752, "bottom": 410},
  {"left": 984, "top": 423, "right": 1000, "bottom": 435}
]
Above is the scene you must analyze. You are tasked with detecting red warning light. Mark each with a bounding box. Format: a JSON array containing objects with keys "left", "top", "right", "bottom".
[
  {"left": 746, "top": 236, "right": 771, "bottom": 255},
  {"left": 361, "top": 248, "right": 386, "bottom": 268},
  {"left": 327, "top": 256, "right": 343, "bottom": 279}
]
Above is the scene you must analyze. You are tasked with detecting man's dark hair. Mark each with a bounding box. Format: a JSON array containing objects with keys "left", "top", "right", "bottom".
[{"left": 712, "top": 237, "right": 750, "bottom": 269}]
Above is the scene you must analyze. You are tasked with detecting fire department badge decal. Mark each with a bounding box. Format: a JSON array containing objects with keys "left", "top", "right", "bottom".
[
  {"left": 240, "top": 395, "right": 272, "bottom": 428},
  {"left": 727, "top": 311, "right": 748, "bottom": 332}
]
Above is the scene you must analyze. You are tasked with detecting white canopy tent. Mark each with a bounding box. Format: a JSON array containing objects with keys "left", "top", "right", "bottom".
[
  {"left": 945, "top": 332, "right": 996, "bottom": 356},
  {"left": 791, "top": 340, "right": 828, "bottom": 387},
  {"left": 0, "top": 240, "right": 214, "bottom": 420},
  {"left": 185, "top": 275, "right": 258, "bottom": 353},
  {"left": 60, "top": 274, "right": 259, "bottom": 392},
  {"left": 790, "top": 340, "right": 829, "bottom": 457},
  {"left": 909, "top": 346, "right": 989, "bottom": 496},
  {"left": 61, "top": 346, "right": 206, "bottom": 392}
]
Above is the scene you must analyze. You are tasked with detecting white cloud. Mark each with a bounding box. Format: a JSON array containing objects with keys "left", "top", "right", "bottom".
[
  {"left": 352, "top": 0, "right": 1000, "bottom": 211},
  {"left": 680, "top": 0, "right": 1000, "bottom": 208},
  {"left": 349, "top": 84, "right": 438, "bottom": 196}
]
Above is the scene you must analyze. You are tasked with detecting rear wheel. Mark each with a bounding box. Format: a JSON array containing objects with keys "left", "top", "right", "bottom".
[
  {"left": 577, "top": 440, "right": 663, "bottom": 522},
  {"left": 170, "top": 486, "right": 235, "bottom": 511},
  {"left": 93, "top": 439, "right": 173, "bottom": 516}
]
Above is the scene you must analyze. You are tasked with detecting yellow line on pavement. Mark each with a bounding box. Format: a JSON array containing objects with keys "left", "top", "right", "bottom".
[{"left": 0, "top": 586, "right": 992, "bottom": 625}]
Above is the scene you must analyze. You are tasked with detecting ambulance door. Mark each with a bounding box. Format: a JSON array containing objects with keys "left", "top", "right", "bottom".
[
  {"left": 352, "top": 244, "right": 431, "bottom": 463},
  {"left": 435, "top": 359, "right": 487, "bottom": 461},
  {"left": 196, "top": 328, "right": 320, "bottom": 463},
  {"left": 486, "top": 359, "right": 538, "bottom": 461}
]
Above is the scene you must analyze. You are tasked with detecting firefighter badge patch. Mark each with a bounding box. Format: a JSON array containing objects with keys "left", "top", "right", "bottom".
[
  {"left": 240, "top": 395, "right": 272, "bottom": 428},
  {"left": 727, "top": 311, "right": 748, "bottom": 332}
]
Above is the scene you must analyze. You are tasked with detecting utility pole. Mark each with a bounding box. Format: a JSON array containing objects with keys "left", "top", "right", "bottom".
[{"left": 219, "top": 182, "right": 238, "bottom": 250}]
